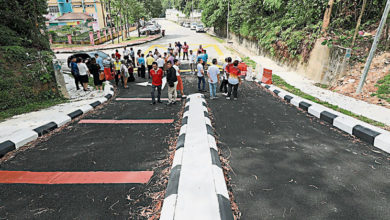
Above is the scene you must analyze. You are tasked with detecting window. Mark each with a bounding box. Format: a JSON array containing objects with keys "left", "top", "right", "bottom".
[{"left": 49, "top": 6, "right": 59, "bottom": 13}]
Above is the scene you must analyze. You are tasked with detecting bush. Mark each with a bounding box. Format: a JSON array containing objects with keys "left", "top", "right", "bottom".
[{"left": 0, "top": 0, "right": 62, "bottom": 116}]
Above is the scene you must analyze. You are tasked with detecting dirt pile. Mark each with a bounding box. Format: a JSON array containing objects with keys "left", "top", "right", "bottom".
[{"left": 330, "top": 52, "right": 390, "bottom": 108}]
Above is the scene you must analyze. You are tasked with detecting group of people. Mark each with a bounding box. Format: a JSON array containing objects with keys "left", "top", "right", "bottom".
[
  {"left": 112, "top": 45, "right": 189, "bottom": 105},
  {"left": 196, "top": 56, "right": 242, "bottom": 100},
  {"left": 69, "top": 53, "right": 105, "bottom": 92},
  {"left": 69, "top": 42, "right": 242, "bottom": 103}
]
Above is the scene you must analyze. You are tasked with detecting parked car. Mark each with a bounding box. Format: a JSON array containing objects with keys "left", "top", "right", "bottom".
[
  {"left": 196, "top": 24, "right": 205, "bottom": 33},
  {"left": 184, "top": 22, "right": 191, "bottom": 28},
  {"left": 140, "top": 24, "right": 161, "bottom": 35},
  {"left": 190, "top": 23, "right": 197, "bottom": 30},
  {"left": 66, "top": 51, "right": 110, "bottom": 71}
]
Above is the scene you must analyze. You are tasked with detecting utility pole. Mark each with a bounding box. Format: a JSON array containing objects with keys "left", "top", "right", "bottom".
[
  {"left": 356, "top": 0, "right": 390, "bottom": 93},
  {"left": 226, "top": 0, "right": 229, "bottom": 41}
]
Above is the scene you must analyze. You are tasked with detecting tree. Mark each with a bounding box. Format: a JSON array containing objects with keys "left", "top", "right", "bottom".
[
  {"left": 351, "top": 0, "right": 367, "bottom": 48},
  {"left": 321, "top": 0, "right": 334, "bottom": 35}
]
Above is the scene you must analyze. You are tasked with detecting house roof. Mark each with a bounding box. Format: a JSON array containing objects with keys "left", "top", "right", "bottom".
[{"left": 56, "top": 13, "right": 94, "bottom": 21}]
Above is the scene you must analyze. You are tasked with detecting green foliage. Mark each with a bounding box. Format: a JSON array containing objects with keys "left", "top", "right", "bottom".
[
  {"left": 373, "top": 73, "right": 390, "bottom": 103},
  {"left": 186, "top": 0, "right": 386, "bottom": 63},
  {"left": 0, "top": 0, "right": 50, "bottom": 50},
  {"left": 242, "top": 57, "right": 256, "bottom": 69},
  {"left": 0, "top": 0, "right": 62, "bottom": 117}
]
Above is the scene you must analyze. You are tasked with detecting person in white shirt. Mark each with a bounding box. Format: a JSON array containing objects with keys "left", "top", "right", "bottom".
[
  {"left": 123, "top": 47, "right": 130, "bottom": 62},
  {"left": 197, "top": 58, "right": 206, "bottom": 92},
  {"left": 189, "top": 50, "right": 197, "bottom": 74},
  {"left": 77, "top": 58, "right": 90, "bottom": 91},
  {"left": 207, "top": 59, "right": 220, "bottom": 99},
  {"left": 156, "top": 55, "right": 165, "bottom": 69}
]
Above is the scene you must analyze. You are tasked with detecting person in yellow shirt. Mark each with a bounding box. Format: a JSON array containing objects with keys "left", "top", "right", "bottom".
[
  {"left": 146, "top": 54, "right": 155, "bottom": 79},
  {"left": 113, "top": 58, "right": 123, "bottom": 86}
]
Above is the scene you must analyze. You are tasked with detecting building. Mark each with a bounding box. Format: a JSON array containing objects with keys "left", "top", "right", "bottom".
[
  {"left": 52, "top": 12, "right": 94, "bottom": 28},
  {"left": 46, "top": 0, "right": 108, "bottom": 30}
]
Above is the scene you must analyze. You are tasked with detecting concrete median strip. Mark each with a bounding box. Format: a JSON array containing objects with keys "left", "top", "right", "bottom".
[
  {"left": 0, "top": 83, "right": 115, "bottom": 158},
  {"left": 258, "top": 81, "right": 390, "bottom": 153},
  {"left": 160, "top": 94, "right": 233, "bottom": 220}
]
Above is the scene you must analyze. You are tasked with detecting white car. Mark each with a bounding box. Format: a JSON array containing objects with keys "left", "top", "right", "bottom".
[
  {"left": 196, "top": 24, "right": 205, "bottom": 33},
  {"left": 184, "top": 22, "right": 191, "bottom": 28},
  {"left": 190, "top": 23, "right": 197, "bottom": 30}
]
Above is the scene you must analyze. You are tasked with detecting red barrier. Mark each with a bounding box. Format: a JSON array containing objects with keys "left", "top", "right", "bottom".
[{"left": 262, "top": 68, "right": 272, "bottom": 84}]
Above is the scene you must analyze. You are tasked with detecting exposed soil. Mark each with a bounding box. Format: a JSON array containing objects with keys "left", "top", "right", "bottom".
[{"left": 330, "top": 52, "right": 390, "bottom": 108}]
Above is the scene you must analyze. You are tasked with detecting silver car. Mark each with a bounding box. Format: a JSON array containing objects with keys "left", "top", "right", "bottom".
[
  {"left": 196, "top": 24, "right": 205, "bottom": 33},
  {"left": 190, "top": 23, "right": 197, "bottom": 30}
]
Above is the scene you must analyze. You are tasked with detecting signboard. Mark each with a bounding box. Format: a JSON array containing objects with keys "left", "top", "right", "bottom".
[{"left": 262, "top": 68, "right": 273, "bottom": 84}]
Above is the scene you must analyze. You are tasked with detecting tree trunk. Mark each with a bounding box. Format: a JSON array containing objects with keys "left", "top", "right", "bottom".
[
  {"left": 108, "top": 0, "right": 114, "bottom": 43},
  {"left": 137, "top": 20, "right": 141, "bottom": 37},
  {"left": 120, "top": 0, "right": 124, "bottom": 41},
  {"left": 321, "top": 0, "right": 335, "bottom": 36},
  {"left": 351, "top": 0, "right": 367, "bottom": 48}
]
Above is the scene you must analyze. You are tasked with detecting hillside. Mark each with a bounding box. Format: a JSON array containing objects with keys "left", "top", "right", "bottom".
[{"left": 0, "top": 0, "right": 62, "bottom": 119}]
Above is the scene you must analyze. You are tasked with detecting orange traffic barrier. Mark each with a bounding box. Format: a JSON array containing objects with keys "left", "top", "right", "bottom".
[{"left": 262, "top": 68, "right": 272, "bottom": 84}]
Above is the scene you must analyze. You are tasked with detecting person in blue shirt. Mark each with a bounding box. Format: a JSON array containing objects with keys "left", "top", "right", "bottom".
[
  {"left": 70, "top": 57, "right": 82, "bottom": 90},
  {"left": 201, "top": 50, "right": 208, "bottom": 69},
  {"left": 95, "top": 53, "right": 104, "bottom": 72},
  {"left": 138, "top": 53, "right": 146, "bottom": 78}
]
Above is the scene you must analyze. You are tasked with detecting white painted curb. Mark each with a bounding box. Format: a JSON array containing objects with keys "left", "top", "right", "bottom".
[
  {"left": 0, "top": 83, "right": 115, "bottom": 157},
  {"left": 258, "top": 81, "right": 390, "bottom": 154},
  {"left": 160, "top": 94, "right": 233, "bottom": 220}
]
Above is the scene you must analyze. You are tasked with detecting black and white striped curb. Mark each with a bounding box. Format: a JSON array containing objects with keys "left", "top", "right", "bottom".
[
  {"left": 0, "top": 83, "right": 115, "bottom": 158},
  {"left": 258, "top": 81, "right": 390, "bottom": 153},
  {"left": 160, "top": 94, "right": 233, "bottom": 220}
]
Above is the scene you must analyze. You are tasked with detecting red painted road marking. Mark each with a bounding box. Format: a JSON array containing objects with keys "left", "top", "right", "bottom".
[
  {"left": 0, "top": 171, "right": 153, "bottom": 184},
  {"left": 116, "top": 98, "right": 181, "bottom": 101},
  {"left": 79, "top": 119, "right": 174, "bottom": 124}
]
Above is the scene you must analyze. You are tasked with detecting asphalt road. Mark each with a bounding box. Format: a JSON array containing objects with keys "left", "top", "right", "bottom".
[
  {"left": 3, "top": 19, "right": 390, "bottom": 220},
  {"left": 55, "top": 19, "right": 232, "bottom": 65},
  {"left": 0, "top": 81, "right": 184, "bottom": 219},
  {"left": 198, "top": 81, "right": 390, "bottom": 220}
]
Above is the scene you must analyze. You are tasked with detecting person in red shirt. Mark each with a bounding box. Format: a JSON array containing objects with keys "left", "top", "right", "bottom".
[
  {"left": 182, "top": 42, "right": 189, "bottom": 60},
  {"left": 150, "top": 62, "right": 163, "bottom": 105},
  {"left": 115, "top": 49, "right": 121, "bottom": 59}
]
